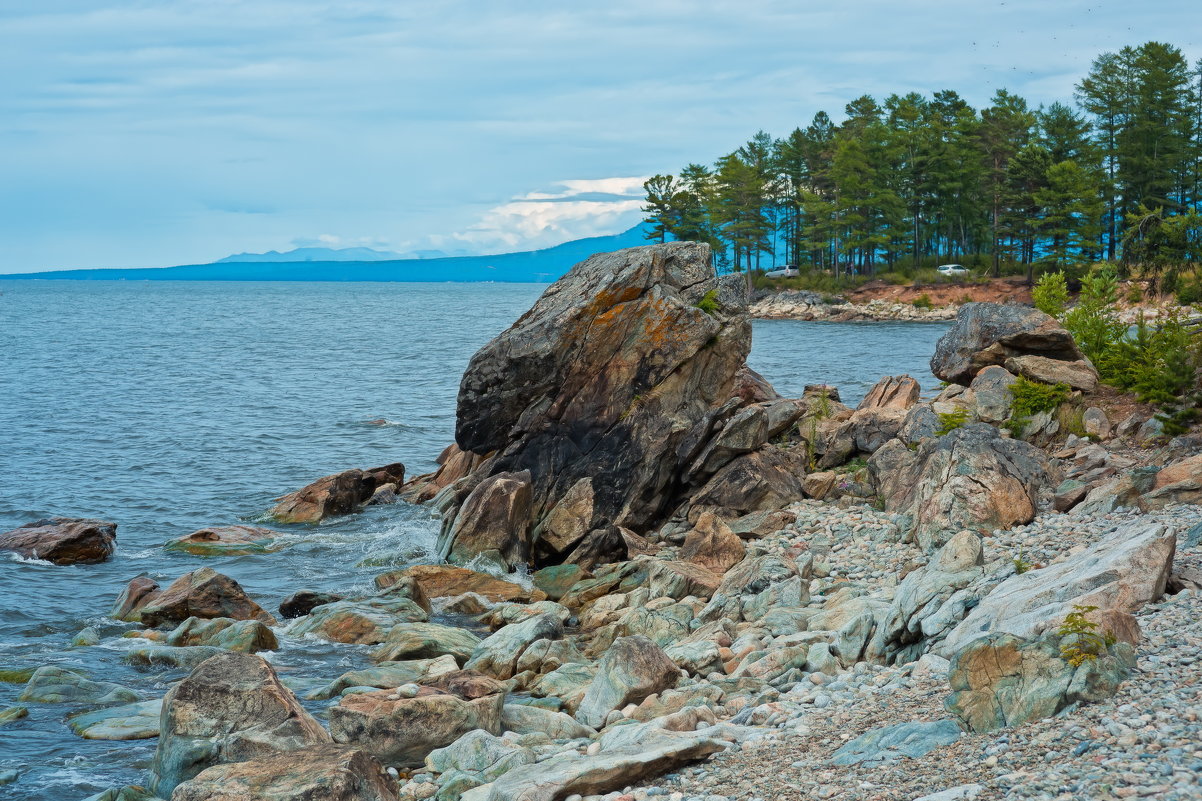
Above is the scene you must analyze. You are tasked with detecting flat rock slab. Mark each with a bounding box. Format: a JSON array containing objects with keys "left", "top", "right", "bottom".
[
  {"left": 828, "top": 719, "right": 962, "bottom": 766},
  {"left": 69, "top": 698, "right": 163, "bottom": 740}
]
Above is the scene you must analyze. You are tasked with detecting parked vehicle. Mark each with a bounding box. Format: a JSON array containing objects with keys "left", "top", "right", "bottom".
[
  {"left": 763, "top": 264, "right": 800, "bottom": 279},
  {"left": 937, "top": 264, "right": 969, "bottom": 276}
]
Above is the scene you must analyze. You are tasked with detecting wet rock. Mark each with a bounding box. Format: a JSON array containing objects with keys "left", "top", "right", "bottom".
[
  {"left": 575, "top": 635, "right": 680, "bottom": 729},
  {"left": 941, "top": 522, "right": 1175, "bottom": 655},
  {"left": 111, "top": 576, "right": 162, "bottom": 623},
  {"left": 370, "top": 623, "right": 482, "bottom": 664},
  {"left": 531, "top": 564, "right": 588, "bottom": 601},
  {"left": 439, "top": 471, "right": 533, "bottom": 569},
  {"left": 139, "top": 567, "right": 276, "bottom": 628},
  {"left": 1004, "top": 354, "right": 1099, "bottom": 392},
  {"left": 68, "top": 698, "right": 162, "bottom": 740},
  {"left": 0, "top": 706, "right": 28, "bottom": 725},
  {"left": 465, "top": 614, "right": 564, "bottom": 679},
  {"left": 945, "top": 632, "right": 1135, "bottom": 732},
  {"left": 0, "top": 517, "right": 116, "bottom": 565},
  {"left": 164, "top": 525, "right": 282, "bottom": 556},
  {"left": 829, "top": 719, "right": 962, "bottom": 765},
  {"left": 279, "top": 589, "right": 344, "bottom": 619},
  {"left": 271, "top": 463, "right": 405, "bottom": 524},
  {"left": 289, "top": 598, "right": 427, "bottom": 645},
  {"left": 679, "top": 512, "right": 746, "bottom": 574},
  {"left": 376, "top": 565, "right": 546, "bottom": 604},
  {"left": 148, "top": 652, "right": 330, "bottom": 796},
  {"left": 930, "top": 303, "right": 1083, "bottom": 385},
  {"left": 871, "top": 423, "right": 1052, "bottom": 552},
  {"left": 163, "top": 616, "right": 278, "bottom": 653},
  {"left": 18, "top": 666, "right": 140, "bottom": 705},
  {"left": 453, "top": 242, "right": 753, "bottom": 553},
  {"left": 170, "top": 744, "right": 399, "bottom": 801},
  {"left": 124, "top": 645, "right": 226, "bottom": 669},
  {"left": 80, "top": 789, "right": 160, "bottom": 801},
  {"left": 329, "top": 679, "right": 505, "bottom": 767}
]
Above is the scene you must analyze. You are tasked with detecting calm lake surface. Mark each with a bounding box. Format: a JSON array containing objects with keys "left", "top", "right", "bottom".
[{"left": 0, "top": 281, "right": 949, "bottom": 799}]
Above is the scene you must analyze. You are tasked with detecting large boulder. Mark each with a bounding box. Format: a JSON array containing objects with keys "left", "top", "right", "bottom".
[
  {"left": 451, "top": 242, "right": 753, "bottom": 561},
  {"left": 438, "top": 471, "right": 533, "bottom": 569},
  {"left": 678, "top": 512, "right": 746, "bottom": 574},
  {"left": 858, "top": 374, "right": 922, "bottom": 411},
  {"left": 148, "top": 652, "right": 331, "bottom": 797},
  {"left": 940, "top": 522, "right": 1175, "bottom": 655},
  {"left": 1004, "top": 355, "right": 1098, "bottom": 393},
  {"left": 931, "top": 303, "right": 1083, "bottom": 385},
  {"left": 370, "top": 623, "right": 482, "bottom": 664},
  {"left": 1142, "top": 454, "right": 1202, "bottom": 509},
  {"left": 139, "top": 567, "right": 276, "bottom": 628},
  {"left": 870, "top": 423, "right": 1052, "bottom": 552},
  {"left": 465, "top": 614, "right": 564, "bottom": 679},
  {"left": 271, "top": 463, "right": 405, "bottom": 524},
  {"left": 0, "top": 517, "right": 116, "bottom": 564},
  {"left": 946, "top": 632, "right": 1135, "bottom": 732},
  {"left": 328, "top": 675, "right": 505, "bottom": 767},
  {"left": 687, "top": 445, "right": 806, "bottom": 520},
  {"left": 170, "top": 744, "right": 399, "bottom": 801},
  {"left": 575, "top": 635, "right": 680, "bottom": 729},
  {"left": 288, "top": 598, "right": 427, "bottom": 645}
]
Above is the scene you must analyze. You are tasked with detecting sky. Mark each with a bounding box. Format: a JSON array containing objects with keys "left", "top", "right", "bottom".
[{"left": 1, "top": 1, "right": 1200, "bottom": 273}]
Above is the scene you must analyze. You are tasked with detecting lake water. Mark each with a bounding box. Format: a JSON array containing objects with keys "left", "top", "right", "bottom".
[{"left": 0, "top": 281, "right": 949, "bottom": 800}]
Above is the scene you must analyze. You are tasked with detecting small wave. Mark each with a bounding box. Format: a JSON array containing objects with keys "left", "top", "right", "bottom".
[
  {"left": 5, "top": 552, "right": 54, "bottom": 566},
  {"left": 360, "top": 417, "right": 410, "bottom": 428}
]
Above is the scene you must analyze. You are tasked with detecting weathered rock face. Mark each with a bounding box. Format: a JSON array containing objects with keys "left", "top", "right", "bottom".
[
  {"left": 575, "top": 635, "right": 680, "bottom": 729},
  {"left": 1143, "top": 454, "right": 1202, "bottom": 508},
  {"left": 1004, "top": 355, "right": 1099, "bottom": 393},
  {"left": 679, "top": 512, "right": 746, "bottom": 574},
  {"left": 858, "top": 375, "right": 921, "bottom": 411},
  {"left": 870, "top": 423, "right": 1052, "bottom": 552},
  {"left": 149, "top": 652, "right": 331, "bottom": 797},
  {"left": 271, "top": 463, "right": 405, "bottom": 524},
  {"left": 279, "top": 590, "right": 344, "bottom": 619},
  {"left": 170, "top": 744, "right": 399, "bottom": 801},
  {"left": 940, "top": 522, "right": 1175, "bottom": 656},
  {"left": 438, "top": 471, "right": 533, "bottom": 569},
  {"left": 139, "top": 567, "right": 276, "bottom": 628},
  {"left": 931, "top": 303, "right": 1084, "bottom": 386},
  {"left": 110, "top": 575, "right": 162, "bottom": 622},
  {"left": 164, "top": 525, "right": 282, "bottom": 556},
  {"left": 0, "top": 517, "right": 116, "bottom": 564},
  {"left": 447, "top": 243, "right": 753, "bottom": 562},
  {"left": 164, "top": 616, "right": 278, "bottom": 653},
  {"left": 945, "top": 632, "right": 1135, "bottom": 732}
]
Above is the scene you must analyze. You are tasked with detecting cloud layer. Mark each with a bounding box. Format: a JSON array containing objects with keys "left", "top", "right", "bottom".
[{"left": 0, "top": 1, "right": 1198, "bottom": 271}]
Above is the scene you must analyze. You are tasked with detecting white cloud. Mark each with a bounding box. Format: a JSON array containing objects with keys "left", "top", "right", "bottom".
[{"left": 438, "top": 177, "right": 648, "bottom": 253}]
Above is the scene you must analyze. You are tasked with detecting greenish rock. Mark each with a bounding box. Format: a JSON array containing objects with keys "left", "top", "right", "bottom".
[
  {"left": 164, "top": 617, "right": 278, "bottom": 653},
  {"left": 0, "top": 705, "right": 29, "bottom": 725},
  {"left": 68, "top": 699, "right": 163, "bottom": 740},
  {"left": 0, "top": 769, "right": 17, "bottom": 786},
  {"left": 464, "top": 613, "right": 564, "bottom": 679},
  {"left": 829, "top": 719, "right": 962, "bottom": 765},
  {"left": 425, "top": 729, "right": 536, "bottom": 781},
  {"left": 501, "top": 703, "right": 595, "bottom": 740},
  {"left": 532, "top": 564, "right": 587, "bottom": 601},
  {"left": 0, "top": 667, "right": 36, "bottom": 684},
  {"left": 163, "top": 525, "right": 283, "bottom": 556},
  {"left": 369, "top": 622, "right": 482, "bottom": 664},
  {"left": 663, "top": 640, "right": 724, "bottom": 676},
  {"left": 18, "top": 666, "right": 140, "bottom": 705},
  {"left": 124, "top": 645, "right": 226, "bottom": 669},
  {"left": 308, "top": 654, "right": 460, "bottom": 700},
  {"left": 506, "top": 695, "right": 562, "bottom": 710},
  {"left": 289, "top": 598, "right": 427, "bottom": 645},
  {"left": 72, "top": 627, "right": 101, "bottom": 647},
  {"left": 530, "top": 662, "right": 596, "bottom": 706},
  {"left": 434, "top": 769, "right": 484, "bottom": 801},
  {"left": 945, "top": 632, "right": 1135, "bottom": 732}
]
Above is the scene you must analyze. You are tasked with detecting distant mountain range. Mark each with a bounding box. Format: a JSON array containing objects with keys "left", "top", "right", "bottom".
[
  {"left": 213, "top": 245, "right": 474, "bottom": 263},
  {"left": 3, "top": 226, "right": 657, "bottom": 283}
]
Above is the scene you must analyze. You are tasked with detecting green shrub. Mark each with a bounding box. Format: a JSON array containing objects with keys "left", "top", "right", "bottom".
[
  {"left": 880, "top": 271, "right": 910, "bottom": 286},
  {"left": 1007, "top": 377, "right": 1071, "bottom": 437},
  {"left": 1100, "top": 310, "right": 1198, "bottom": 406},
  {"left": 1125, "top": 284, "right": 1144, "bottom": 305},
  {"left": 695, "top": 289, "right": 720, "bottom": 314},
  {"left": 1177, "top": 274, "right": 1202, "bottom": 306},
  {"left": 935, "top": 409, "right": 970, "bottom": 436},
  {"left": 1063, "top": 266, "right": 1126, "bottom": 367},
  {"left": 1032, "top": 271, "right": 1069, "bottom": 318},
  {"left": 1058, "top": 605, "right": 1117, "bottom": 667},
  {"left": 912, "top": 293, "right": 934, "bottom": 310}
]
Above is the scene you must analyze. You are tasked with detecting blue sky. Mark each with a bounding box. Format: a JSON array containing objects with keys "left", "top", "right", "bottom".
[{"left": 1, "top": 1, "right": 1199, "bottom": 273}]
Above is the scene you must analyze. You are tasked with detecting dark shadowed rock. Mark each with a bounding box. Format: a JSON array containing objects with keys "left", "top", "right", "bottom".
[
  {"left": 452, "top": 242, "right": 752, "bottom": 558},
  {"left": 170, "top": 744, "right": 399, "bottom": 801},
  {"left": 931, "top": 303, "right": 1083, "bottom": 385},
  {"left": 149, "top": 652, "right": 331, "bottom": 797},
  {"left": 279, "top": 590, "right": 344, "bottom": 619},
  {"left": 0, "top": 517, "right": 116, "bottom": 565},
  {"left": 688, "top": 446, "right": 806, "bottom": 521},
  {"left": 139, "top": 567, "right": 276, "bottom": 628},
  {"left": 271, "top": 463, "right": 405, "bottom": 524}
]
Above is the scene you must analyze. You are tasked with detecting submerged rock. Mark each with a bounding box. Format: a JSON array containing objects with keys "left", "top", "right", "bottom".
[
  {"left": 0, "top": 517, "right": 117, "bottom": 565},
  {"left": 271, "top": 463, "right": 405, "bottom": 524},
  {"left": 164, "top": 525, "right": 282, "bottom": 556},
  {"left": 18, "top": 666, "right": 140, "bottom": 705},
  {"left": 68, "top": 698, "right": 162, "bottom": 740}
]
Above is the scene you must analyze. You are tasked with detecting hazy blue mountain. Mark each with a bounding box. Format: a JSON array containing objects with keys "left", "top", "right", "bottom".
[
  {"left": 215, "top": 246, "right": 407, "bottom": 263},
  {"left": 5, "top": 225, "right": 658, "bottom": 283}
]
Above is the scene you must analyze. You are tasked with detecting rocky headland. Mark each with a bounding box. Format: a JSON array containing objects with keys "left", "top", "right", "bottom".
[{"left": 4, "top": 242, "right": 1202, "bottom": 801}]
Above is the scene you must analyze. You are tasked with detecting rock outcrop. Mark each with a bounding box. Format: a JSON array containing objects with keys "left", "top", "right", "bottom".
[
  {"left": 930, "top": 303, "right": 1085, "bottom": 386},
  {"left": 437, "top": 242, "right": 765, "bottom": 567},
  {"left": 170, "top": 744, "right": 399, "bottom": 801},
  {"left": 271, "top": 463, "right": 405, "bottom": 524},
  {"left": 871, "top": 423, "right": 1052, "bottom": 551},
  {"left": 149, "top": 652, "right": 331, "bottom": 797},
  {"left": 0, "top": 517, "right": 117, "bottom": 564}
]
